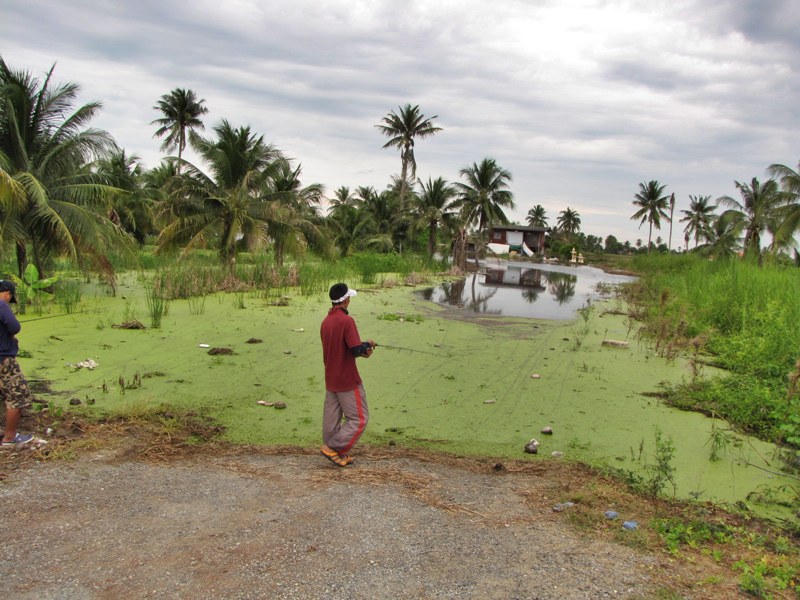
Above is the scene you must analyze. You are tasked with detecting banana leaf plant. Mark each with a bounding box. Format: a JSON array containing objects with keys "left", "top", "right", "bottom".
[{"left": 11, "top": 264, "right": 59, "bottom": 315}]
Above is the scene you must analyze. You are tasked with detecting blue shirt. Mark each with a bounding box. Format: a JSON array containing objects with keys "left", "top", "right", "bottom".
[{"left": 0, "top": 300, "right": 21, "bottom": 357}]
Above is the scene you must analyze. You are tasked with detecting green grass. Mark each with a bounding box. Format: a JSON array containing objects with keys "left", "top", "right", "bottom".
[{"left": 625, "top": 254, "right": 800, "bottom": 456}]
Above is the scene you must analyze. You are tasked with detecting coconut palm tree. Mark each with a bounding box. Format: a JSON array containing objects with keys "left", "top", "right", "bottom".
[
  {"left": 0, "top": 56, "right": 133, "bottom": 278},
  {"left": 376, "top": 104, "right": 442, "bottom": 210},
  {"left": 717, "top": 177, "right": 784, "bottom": 259},
  {"left": 93, "top": 148, "right": 158, "bottom": 246},
  {"left": 526, "top": 204, "right": 548, "bottom": 228},
  {"left": 327, "top": 203, "right": 370, "bottom": 257},
  {"left": 360, "top": 188, "right": 400, "bottom": 252},
  {"left": 695, "top": 210, "right": 744, "bottom": 260},
  {"left": 557, "top": 207, "right": 581, "bottom": 234},
  {"left": 631, "top": 180, "right": 670, "bottom": 253},
  {"left": 266, "top": 159, "right": 330, "bottom": 266},
  {"left": 412, "top": 176, "right": 458, "bottom": 258},
  {"left": 152, "top": 88, "right": 208, "bottom": 175},
  {"left": 354, "top": 185, "right": 378, "bottom": 206},
  {"left": 452, "top": 158, "right": 514, "bottom": 233},
  {"left": 328, "top": 186, "right": 357, "bottom": 211},
  {"left": 680, "top": 195, "right": 716, "bottom": 249},
  {"left": 767, "top": 160, "right": 800, "bottom": 248},
  {"left": 154, "top": 120, "right": 283, "bottom": 265}
]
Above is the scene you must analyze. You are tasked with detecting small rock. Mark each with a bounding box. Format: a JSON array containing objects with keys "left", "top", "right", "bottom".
[
  {"left": 551, "top": 451, "right": 563, "bottom": 458},
  {"left": 492, "top": 463, "right": 505, "bottom": 472},
  {"left": 69, "top": 398, "right": 81, "bottom": 406},
  {"left": 283, "top": 350, "right": 292, "bottom": 355},
  {"left": 530, "top": 373, "right": 541, "bottom": 379},
  {"left": 274, "top": 402, "right": 287, "bottom": 409},
  {"left": 552, "top": 501, "right": 575, "bottom": 512},
  {"left": 604, "top": 510, "right": 619, "bottom": 519},
  {"left": 622, "top": 520, "right": 638, "bottom": 530},
  {"left": 524, "top": 439, "right": 539, "bottom": 454},
  {"left": 483, "top": 398, "right": 496, "bottom": 404},
  {"left": 256, "top": 401, "right": 274, "bottom": 407},
  {"left": 245, "top": 338, "right": 263, "bottom": 344},
  {"left": 541, "top": 426, "right": 553, "bottom": 435},
  {"left": 45, "top": 428, "right": 54, "bottom": 436}
]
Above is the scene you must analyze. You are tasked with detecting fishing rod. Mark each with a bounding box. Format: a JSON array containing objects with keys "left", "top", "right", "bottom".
[
  {"left": 375, "top": 343, "right": 441, "bottom": 356},
  {"left": 19, "top": 308, "right": 107, "bottom": 323}
]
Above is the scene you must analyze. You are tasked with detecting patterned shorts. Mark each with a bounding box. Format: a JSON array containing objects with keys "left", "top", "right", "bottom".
[{"left": 0, "top": 356, "right": 33, "bottom": 411}]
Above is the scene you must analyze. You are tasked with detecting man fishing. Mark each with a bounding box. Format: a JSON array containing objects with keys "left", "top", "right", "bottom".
[{"left": 319, "top": 283, "right": 376, "bottom": 467}]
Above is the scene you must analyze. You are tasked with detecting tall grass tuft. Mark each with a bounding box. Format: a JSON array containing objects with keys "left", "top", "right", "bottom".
[
  {"left": 145, "top": 277, "right": 169, "bottom": 329},
  {"left": 54, "top": 279, "right": 82, "bottom": 314},
  {"left": 188, "top": 294, "right": 207, "bottom": 316}
]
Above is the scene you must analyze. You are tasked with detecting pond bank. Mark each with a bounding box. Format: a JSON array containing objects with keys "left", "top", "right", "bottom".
[{"left": 17, "top": 278, "right": 796, "bottom": 521}]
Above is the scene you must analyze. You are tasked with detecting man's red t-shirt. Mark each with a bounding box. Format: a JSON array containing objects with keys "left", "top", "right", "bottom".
[{"left": 320, "top": 306, "right": 363, "bottom": 392}]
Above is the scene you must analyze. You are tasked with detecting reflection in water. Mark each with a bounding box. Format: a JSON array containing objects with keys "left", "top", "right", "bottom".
[
  {"left": 437, "top": 275, "right": 500, "bottom": 314},
  {"left": 419, "top": 263, "right": 636, "bottom": 320},
  {"left": 546, "top": 271, "right": 577, "bottom": 305}
]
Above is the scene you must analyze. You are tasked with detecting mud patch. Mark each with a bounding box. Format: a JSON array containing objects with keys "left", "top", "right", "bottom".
[{"left": 208, "top": 347, "right": 234, "bottom": 355}]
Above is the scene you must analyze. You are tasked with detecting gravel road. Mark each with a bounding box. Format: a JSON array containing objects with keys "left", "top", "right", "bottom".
[{"left": 0, "top": 446, "right": 700, "bottom": 599}]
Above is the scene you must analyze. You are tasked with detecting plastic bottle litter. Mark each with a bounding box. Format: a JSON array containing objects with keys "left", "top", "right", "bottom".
[{"left": 604, "top": 510, "right": 619, "bottom": 519}]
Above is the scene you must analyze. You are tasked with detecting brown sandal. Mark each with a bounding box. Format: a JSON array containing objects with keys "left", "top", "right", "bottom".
[{"left": 320, "top": 445, "right": 348, "bottom": 467}]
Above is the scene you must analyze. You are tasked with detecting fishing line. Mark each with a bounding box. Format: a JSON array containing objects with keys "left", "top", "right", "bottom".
[
  {"left": 375, "top": 343, "right": 442, "bottom": 356},
  {"left": 20, "top": 308, "right": 107, "bottom": 323}
]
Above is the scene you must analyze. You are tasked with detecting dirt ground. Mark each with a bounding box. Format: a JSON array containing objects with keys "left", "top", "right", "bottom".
[{"left": 0, "top": 412, "right": 755, "bottom": 600}]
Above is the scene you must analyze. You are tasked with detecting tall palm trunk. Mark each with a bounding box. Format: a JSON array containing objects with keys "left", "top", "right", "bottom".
[
  {"left": 427, "top": 222, "right": 436, "bottom": 257},
  {"left": 15, "top": 241, "right": 26, "bottom": 279},
  {"left": 399, "top": 147, "right": 409, "bottom": 210},
  {"left": 177, "top": 136, "right": 184, "bottom": 176},
  {"left": 668, "top": 193, "right": 675, "bottom": 250}
]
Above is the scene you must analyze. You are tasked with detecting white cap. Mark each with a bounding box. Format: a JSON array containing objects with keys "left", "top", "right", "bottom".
[{"left": 330, "top": 283, "right": 357, "bottom": 304}]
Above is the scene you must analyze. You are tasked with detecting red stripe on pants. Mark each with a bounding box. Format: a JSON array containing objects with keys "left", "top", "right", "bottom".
[{"left": 340, "top": 386, "right": 366, "bottom": 454}]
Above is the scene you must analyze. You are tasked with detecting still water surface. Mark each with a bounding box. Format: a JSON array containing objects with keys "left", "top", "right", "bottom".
[{"left": 418, "top": 261, "right": 636, "bottom": 319}]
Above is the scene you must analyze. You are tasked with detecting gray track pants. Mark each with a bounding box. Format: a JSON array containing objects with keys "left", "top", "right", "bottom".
[{"left": 322, "top": 384, "right": 369, "bottom": 454}]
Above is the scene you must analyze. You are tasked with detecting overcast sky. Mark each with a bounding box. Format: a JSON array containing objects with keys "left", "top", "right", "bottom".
[{"left": 2, "top": 0, "right": 798, "bottom": 245}]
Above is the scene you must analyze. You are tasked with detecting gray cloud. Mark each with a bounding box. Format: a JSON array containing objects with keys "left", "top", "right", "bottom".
[{"left": 1, "top": 0, "right": 797, "bottom": 243}]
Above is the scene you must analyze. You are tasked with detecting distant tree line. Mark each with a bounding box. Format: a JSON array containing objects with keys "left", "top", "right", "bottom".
[
  {"left": 2, "top": 56, "right": 798, "bottom": 281},
  {"left": 630, "top": 175, "right": 800, "bottom": 263}
]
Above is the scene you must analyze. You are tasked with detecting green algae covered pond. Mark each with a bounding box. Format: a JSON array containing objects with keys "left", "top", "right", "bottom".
[{"left": 18, "top": 275, "right": 797, "bottom": 520}]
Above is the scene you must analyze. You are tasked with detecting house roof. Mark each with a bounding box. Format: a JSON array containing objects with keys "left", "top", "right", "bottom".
[{"left": 489, "top": 224, "right": 547, "bottom": 233}]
